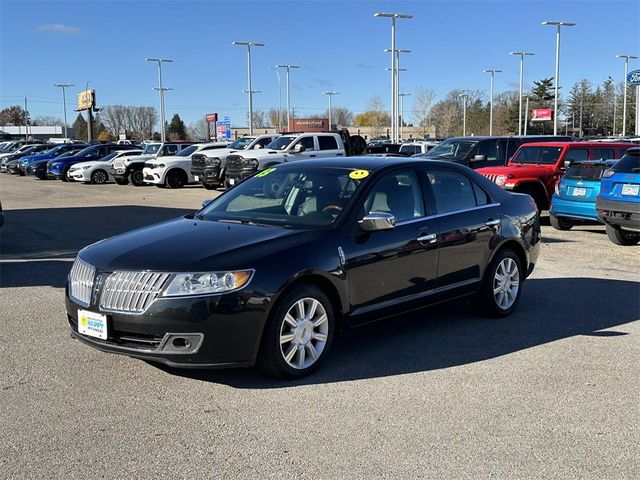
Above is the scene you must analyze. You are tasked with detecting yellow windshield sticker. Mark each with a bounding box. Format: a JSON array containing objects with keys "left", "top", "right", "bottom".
[
  {"left": 255, "top": 167, "right": 277, "bottom": 177},
  {"left": 349, "top": 169, "right": 369, "bottom": 180}
]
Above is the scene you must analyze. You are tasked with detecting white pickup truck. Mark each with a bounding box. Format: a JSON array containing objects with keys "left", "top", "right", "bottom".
[{"left": 223, "top": 130, "right": 364, "bottom": 188}]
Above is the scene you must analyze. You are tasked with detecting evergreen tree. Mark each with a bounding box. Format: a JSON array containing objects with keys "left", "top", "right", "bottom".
[
  {"left": 167, "top": 114, "right": 187, "bottom": 140},
  {"left": 72, "top": 113, "right": 87, "bottom": 140}
]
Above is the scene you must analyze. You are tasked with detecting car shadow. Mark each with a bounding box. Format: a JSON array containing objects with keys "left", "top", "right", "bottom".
[
  {"left": 157, "top": 276, "right": 640, "bottom": 388},
  {"left": 0, "top": 205, "right": 193, "bottom": 287}
]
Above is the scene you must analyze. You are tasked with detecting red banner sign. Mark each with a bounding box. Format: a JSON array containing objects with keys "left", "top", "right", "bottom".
[
  {"left": 531, "top": 108, "right": 553, "bottom": 121},
  {"left": 205, "top": 113, "right": 218, "bottom": 123}
]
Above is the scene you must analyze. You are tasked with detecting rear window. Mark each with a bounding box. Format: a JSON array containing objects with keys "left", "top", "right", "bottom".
[
  {"left": 610, "top": 152, "right": 640, "bottom": 173},
  {"left": 318, "top": 136, "right": 338, "bottom": 151},
  {"left": 594, "top": 148, "right": 615, "bottom": 160},
  {"left": 564, "top": 164, "right": 608, "bottom": 180}
]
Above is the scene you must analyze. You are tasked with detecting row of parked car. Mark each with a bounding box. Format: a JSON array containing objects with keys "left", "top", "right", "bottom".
[{"left": 2, "top": 133, "right": 639, "bottom": 245}]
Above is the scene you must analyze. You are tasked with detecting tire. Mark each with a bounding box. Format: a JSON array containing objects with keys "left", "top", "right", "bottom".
[
  {"left": 60, "top": 168, "right": 69, "bottom": 182},
  {"left": 605, "top": 224, "right": 640, "bottom": 246},
  {"left": 258, "top": 285, "right": 335, "bottom": 379},
  {"left": 130, "top": 170, "right": 146, "bottom": 187},
  {"left": 477, "top": 248, "right": 523, "bottom": 317},
  {"left": 203, "top": 183, "right": 217, "bottom": 190},
  {"left": 549, "top": 214, "right": 573, "bottom": 231},
  {"left": 165, "top": 169, "right": 187, "bottom": 189},
  {"left": 114, "top": 177, "right": 129, "bottom": 186},
  {"left": 91, "top": 169, "right": 108, "bottom": 185}
]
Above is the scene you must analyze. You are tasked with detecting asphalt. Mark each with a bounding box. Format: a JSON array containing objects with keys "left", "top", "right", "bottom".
[{"left": 1, "top": 174, "right": 639, "bottom": 479}]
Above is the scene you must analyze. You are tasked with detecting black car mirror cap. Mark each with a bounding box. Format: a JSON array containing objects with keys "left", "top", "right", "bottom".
[
  {"left": 471, "top": 154, "right": 487, "bottom": 162},
  {"left": 358, "top": 212, "right": 396, "bottom": 231}
]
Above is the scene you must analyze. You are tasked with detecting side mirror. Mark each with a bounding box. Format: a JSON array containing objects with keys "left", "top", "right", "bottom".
[
  {"left": 291, "top": 143, "right": 305, "bottom": 153},
  {"left": 201, "top": 199, "right": 213, "bottom": 208},
  {"left": 471, "top": 154, "right": 487, "bottom": 163},
  {"left": 253, "top": 144, "right": 263, "bottom": 149},
  {"left": 563, "top": 160, "right": 571, "bottom": 169},
  {"left": 358, "top": 212, "right": 396, "bottom": 231}
]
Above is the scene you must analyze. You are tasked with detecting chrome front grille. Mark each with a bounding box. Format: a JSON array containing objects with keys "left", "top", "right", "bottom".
[
  {"left": 482, "top": 173, "right": 499, "bottom": 183},
  {"left": 100, "top": 271, "right": 170, "bottom": 314},
  {"left": 69, "top": 257, "right": 96, "bottom": 307}
]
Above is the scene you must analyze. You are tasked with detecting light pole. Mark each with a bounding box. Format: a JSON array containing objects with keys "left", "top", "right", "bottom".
[
  {"left": 323, "top": 91, "right": 339, "bottom": 130},
  {"left": 483, "top": 69, "right": 502, "bottom": 135},
  {"left": 271, "top": 67, "right": 282, "bottom": 132},
  {"left": 398, "top": 92, "right": 410, "bottom": 140},
  {"left": 232, "top": 42, "right": 265, "bottom": 135},
  {"left": 510, "top": 51, "right": 535, "bottom": 135},
  {"left": 524, "top": 94, "right": 530, "bottom": 135},
  {"left": 542, "top": 21, "right": 575, "bottom": 136},
  {"left": 458, "top": 93, "right": 468, "bottom": 136},
  {"left": 145, "top": 58, "right": 173, "bottom": 142},
  {"left": 52, "top": 83, "right": 74, "bottom": 139},
  {"left": 616, "top": 54, "right": 637, "bottom": 136},
  {"left": 375, "top": 12, "right": 413, "bottom": 143},
  {"left": 385, "top": 48, "right": 410, "bottom": 141},
  {"left": 276, "top": 64, "right": 299, "bottom": 130}
]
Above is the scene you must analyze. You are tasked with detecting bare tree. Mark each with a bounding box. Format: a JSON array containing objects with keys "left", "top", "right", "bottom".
[
  {"left": 187, "top": 118, "right": 209, "bottom": 141},
  {"left": 247, "top": 109, "right": 267, "bottom": 129},
  {"left": 101, "top": 105, "right": 128, "bottom": 138},
  {"left": 30, "top": 116, "right": 63, "bottom": 126},
  {"left": 322, "top": 107, "right": 354, "bottom": 127},
  {"left": 268, "top": 108, "right": 287, "bottom": 130},
  {"left": 412, "top": 87, "right": 436, "bottom": 133}
]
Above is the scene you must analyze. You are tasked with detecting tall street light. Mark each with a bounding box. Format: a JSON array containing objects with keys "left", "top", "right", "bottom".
[
  {"left": 483, "top": 69, "right": 502, "bottom": 135},
  {"left": 616, "top": 54, "right": 637, "bottom": 136},
  {"left": 375, "top": 12, "right": 413, "bottom": 143},
  {"left": 271, "top": 67, "right": 282, "bottom": 132},
  {"left": 398, "top": 92, "right": 410, "bottom": 140},
  {"left": 458, "top": 93, "right": 468, "bottom": 136},
  {"left": 276, "top": 64, "right": 299, "bottom": 130},
  {"left": 52, "top": 83, "right": 74, "bottom": 139},
  {"left": 542, "top": 21, "right": 575, "bottom": 136},
  {"left": 232, "top": 41, "right": 265, "bottom": 135},
  {"left": 386, "top": 47, "right": 411, "bottom": 141},
  {"left": 145, "top": 58, "right": 173, "bottom": 142},
  {"left": 323, "top": 91, "right": 339, "bottom": 130},
  {"left": 510, "top": 51, "right": 535, "bottom": 135}
]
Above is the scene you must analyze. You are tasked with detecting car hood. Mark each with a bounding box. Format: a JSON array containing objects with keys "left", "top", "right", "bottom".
[
  {"left": 477, "top": 164, "right": 552, "bottom": 177},
  {"left": 79, "top": 216, "right": 325, "bottom": 272},
  {"left": 21, "top": 153, "right": 50, "bottom": 163},
  {"left": 69, "top": 160, "right": 111, "bottom": 170},
  {"left": 235, "top": 149, "right": 287, "bottom": 159}
]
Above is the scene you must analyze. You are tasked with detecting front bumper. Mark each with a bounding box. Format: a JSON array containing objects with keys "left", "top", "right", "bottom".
[
  {"left": 68, "top": 170, "right": 91, "bottom": 182},
  {"left": 225, "top": 166, "right": 256, "bottom": 183},
  {"left": 65, "top": 283, "right": 271, "bottom": 368},
  {"left": 142, "top": 167, "right": 164, "bottom": 184},
  {"left": 195, "top": 166, "right": 223, "bottom": 186},
  {"left": 596, "top": 198, "right": 640, "bottom": 232},
  {"left": 550, "top": 195, "right": 600, "bottom": 222}
]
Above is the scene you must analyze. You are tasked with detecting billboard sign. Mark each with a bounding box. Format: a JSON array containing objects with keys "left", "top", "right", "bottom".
[
  {"left": 77, "top": 89, "right": 95, "bottom": 111},
  {"left": 531, "top": 108, "right": 553, "bottom": 122},
  {"left": 205, "top": 113, "right": 218, "bottom": 123},
  {"left": 627, "top": 69, "right": 640, "bottom": 85},
  {"left": 216, "top": 120, "right": 231, "bottom": 140},
  {"left": 289, "top": 118, "right": 329, "bottom": 132}
]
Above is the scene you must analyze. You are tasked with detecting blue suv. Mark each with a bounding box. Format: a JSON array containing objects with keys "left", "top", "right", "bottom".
[
  {"left": 549, "top": 160, "right": 617, "bottom": 230},
  {"left": 596, "top": 147, "right": 640, "bottom": 245},
  {"left": 47, "top": 143, "right": 136, "bottom": 181},
  {"left": 19, "top": 143, "right": 87, "bottom": 173}
]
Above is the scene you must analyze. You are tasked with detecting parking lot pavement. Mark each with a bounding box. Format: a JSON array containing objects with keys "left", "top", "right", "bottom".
[{"left": 1, "top": 175, "right": 639, "bottom": 479}]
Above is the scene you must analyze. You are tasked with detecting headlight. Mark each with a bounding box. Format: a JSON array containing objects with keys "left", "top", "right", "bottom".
[
  {"left": 603, "top": 169, "right": 614, "bottom": 178},
  {"left": 162, "top": 270, "right": 254, "bottom": 297},
  {"left": 495, "top": 175, "right": 507, "bottom": 186},
  {"left": 82, "top": 165, "right": 92, "bottom": 170},
  {"left": 245, "top": 158, "right": 259, "bottom": 167}
]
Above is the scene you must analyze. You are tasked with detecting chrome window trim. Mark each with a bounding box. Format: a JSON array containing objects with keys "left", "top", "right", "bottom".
[{"left": 394, "top": 203, "right": 501, "bottom": 227}]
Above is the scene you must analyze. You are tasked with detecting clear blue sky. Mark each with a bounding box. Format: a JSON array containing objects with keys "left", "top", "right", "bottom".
[{"left": 1, "top": 0, "right": 638, "bottom": 127}]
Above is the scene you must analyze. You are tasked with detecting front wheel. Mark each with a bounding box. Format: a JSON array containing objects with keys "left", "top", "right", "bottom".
[
  {"left": 165, "top": 169, "right": 187, "bottom": 189},
  {"left": 91, "top": 169, "right": 108, "bottom": 185},
  {"left": 130, "top": 170, "right": 145, "bottom": 187},
  {"left": 477, "top": 249, "right": 523, "bottom": 317},
  {"left": 605, "top": 224, "right": 640, "bottom": 246},
  {"left": 550, "top": 214, "right": 573, "bottom": 231},
  {"left": 258, "top": 285, "right": 335, "bottom": 378}
]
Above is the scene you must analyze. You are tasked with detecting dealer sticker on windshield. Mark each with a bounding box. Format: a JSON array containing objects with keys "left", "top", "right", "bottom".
[
  {"left": 77, "top": 309, "right": 108, "bottom": 340},
  {"left": 349, "top": 169, "right": 369, "bottom": 180}
]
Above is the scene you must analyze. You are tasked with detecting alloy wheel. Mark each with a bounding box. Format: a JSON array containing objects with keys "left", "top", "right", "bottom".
[
  {"left": 279, "top": 297, "right": 329, "bottom": 370},
  {"left": 493, "top": 257, "right": 520, "bottom": 310}
]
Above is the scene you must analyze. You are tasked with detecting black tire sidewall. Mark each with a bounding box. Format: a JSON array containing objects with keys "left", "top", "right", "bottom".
[
  {"left": 258, "top": 285, "right": 335, "bottom": 378},
  {"left": 606, "top": 223, "right": 640, "bottom": 246},
  {"left": 91, "top": 169, "right": 107, "bottom": 184},
  {"left": 166, "top": 169, "right": 186, "bottom": 189},
  {"left": 131, "top": 170, "right": 145, "bottom": 186}
]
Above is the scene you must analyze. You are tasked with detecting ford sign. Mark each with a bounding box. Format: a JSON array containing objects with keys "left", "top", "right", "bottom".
[{"left": 627, "top": 69, "right": 640, "bottom": 85}]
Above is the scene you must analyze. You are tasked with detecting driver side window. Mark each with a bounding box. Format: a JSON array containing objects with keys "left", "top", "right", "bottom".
[{"left": 292, "top": 136, "right": 315, "bottom": 152}]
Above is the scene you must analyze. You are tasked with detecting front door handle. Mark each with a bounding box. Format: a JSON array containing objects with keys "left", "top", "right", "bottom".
[
  {"left": 309, "top": 154, "right": 316, "bottom": 158},
  {"left": 417, "top": 233, "right": 437, "bottom": 244},
  {"left": 485, "top": 218, "right": 500, "bottom": 227}
]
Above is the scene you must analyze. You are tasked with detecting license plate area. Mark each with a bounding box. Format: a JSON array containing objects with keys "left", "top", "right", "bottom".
[
  {"left": 78, "top": 309, "right": 108, "bottom": 340},
  {"left": 572, "top": 187, "right": 586, "bottom": 197},
  {"left": 621, "top": 184, "right": 639, "bottom": 196},
  {"left": 228, "top": 178, "right": 235, "bottom": 185}
]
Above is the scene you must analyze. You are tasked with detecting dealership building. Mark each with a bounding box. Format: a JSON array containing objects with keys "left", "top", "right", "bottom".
[{"left": 0, "top": 125, "right": 74, "bottom": 141}]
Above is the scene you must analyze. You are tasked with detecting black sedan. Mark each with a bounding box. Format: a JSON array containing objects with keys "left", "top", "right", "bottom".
[{"left": 65, "top": 157, "right": 540, "bottom": 378}]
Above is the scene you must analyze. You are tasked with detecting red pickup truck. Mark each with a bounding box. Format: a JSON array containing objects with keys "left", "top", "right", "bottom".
[{"left": 476, "top": 141, "right": 635, "bottom": 211}]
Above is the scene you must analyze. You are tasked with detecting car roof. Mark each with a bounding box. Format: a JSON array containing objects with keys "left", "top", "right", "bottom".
[
  {"left": 519, "top": 141, "right": 636, "bottom": 147},
  {"left": 277, "top": 156, "right": 471, "bottom": 172}
]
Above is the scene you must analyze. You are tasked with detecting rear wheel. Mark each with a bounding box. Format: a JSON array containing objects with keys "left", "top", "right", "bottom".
[
  {"left": 166, "top": 169, "right": 187, "bottom": 189},
  {"left": 60, "top": 167, "right": 70, "bottom": 182},
  {"left": 605, "top": 224, "right": 640, "bottom": 246},
  {"left": 130, "top": 170, "right": 145, "bottom": 187},
  {"left": 549, "top": 214, "right": 573, "bottom": 231},
  {"left": 91, "top": 169, "right": 108, "bottom": 184},
  {"left": 477, "top": 249, "right": 523, "bottom": 317},
  {"left": 258, "top": 285, "right": 335, "bottom": 378}
]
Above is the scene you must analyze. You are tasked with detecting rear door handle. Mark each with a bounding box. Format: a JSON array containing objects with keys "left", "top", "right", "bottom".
[
  {"left": 309, "top": 155, "right": 316, "bottom": 158},
  {"left": 417, "top": 233, "right": 437, "bottom": 243},
  {"left": 485, "top": 218, "right": 500, "bottom": 227}
]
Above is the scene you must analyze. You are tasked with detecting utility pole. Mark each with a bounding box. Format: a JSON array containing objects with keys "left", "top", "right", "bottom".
[
  {"left": 616, "top": 54, "right": 637, "bottom": 136},
  {"left": 510, "top": 51, "right": 535, "bottom": 135},
  {"left": 483, "top": 69, "right": 502, "bottom": 135},
  {"left": 53, "top": 83, "right": 74, "bottom": 139},
  {"left": 275, "top": 64, "right": 300, "bottom": 130},
  {"left": 323, "top": 91, "right": 339, "bottom": 130},
  {"left": 524, "top": 95, "right": 530, "bottom": 135},
  {"left": 145, "top": 58, "right": 173, "bottom": 142},
  {"left": 272, "top": 67, "right": 282, "bottom": 132},
  {"left": 458, "top": 93, "right": 468, "bottom": 136},
  {"left": 233, "top": 42, "right": 265, "bottom": 135},
  {"left": 542, "top": 21, "right": 576, "bottom": 135},
  {"left": 24, "top": 97, "right": 28, "bottom": 140}
]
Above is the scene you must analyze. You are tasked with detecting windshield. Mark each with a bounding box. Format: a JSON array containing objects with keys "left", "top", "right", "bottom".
[
  {"left": 511, "top": 146, "right": 563, "bottom": 164},
  {"left": 143, "top": 143, "right": 161, "bottom": 155},
  {"left": 198, "top": 166, "right": 366, "bottom": 227},
  {"left": 564, "top": 164, "right": 608, "bottom": 181},
  {"left": 266, "top": 136, "right": 297, "bottom": 150},
  {"left": 73, "top": 145, "right": 98, "bottom": 157},
  {"left": 176, "top": 145, "right": 199, "bottom": 157},
  {"left": 229, "top": 137, "right": 256, "bottom": 150},
  {"left": 100, "top": 152, "right": 119, "bottom": 162},
  {"left": 426, "top": 139, "right": 478, "bottom": 160}
]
